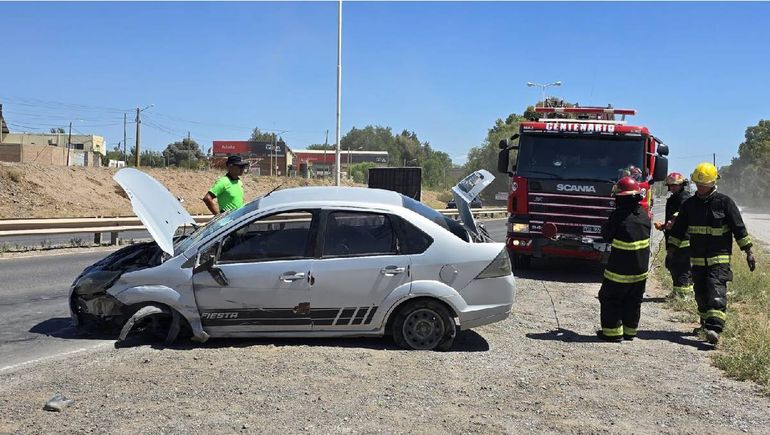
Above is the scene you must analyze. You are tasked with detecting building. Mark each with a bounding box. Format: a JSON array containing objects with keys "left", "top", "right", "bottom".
[
  {"left": 0, "top": 105, "right": 8, "bottom": 143},
  {"left": 293, "top": 149, "right": 389, "bottom": 177},
  {"left": 0, "top": 104, "right": 105, "bottom": 166},
  {"left": 212, "top": 140, "right": 295, "bottom": 176},
  {"left": 0, "top": 132, "right": 105, "bottom": 166}
]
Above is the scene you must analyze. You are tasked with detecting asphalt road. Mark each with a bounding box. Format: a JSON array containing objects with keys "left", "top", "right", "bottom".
[{"left": 0, "top": 250, "right": 117, "bottom": 372}]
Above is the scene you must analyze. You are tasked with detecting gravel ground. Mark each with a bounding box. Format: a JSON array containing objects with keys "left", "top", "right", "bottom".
[
  {"left": 2, "top": 252, "right": 770, "bottom": 434},
  {"left": 2, "top": 218, "right": 770, "bottom": 433}
]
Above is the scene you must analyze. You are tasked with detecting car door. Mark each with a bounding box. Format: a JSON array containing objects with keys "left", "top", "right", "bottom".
[
  {"left": 192, "top": 209, "right": 318, "bottom": 334},
  {"left": 309, "top": 209, "right": 411, "bottom": 330}
]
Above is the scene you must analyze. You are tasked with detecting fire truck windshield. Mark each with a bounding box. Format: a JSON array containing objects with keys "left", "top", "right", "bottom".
[{"left": 516, "top": 134, "right": 645, "bottom": 182}]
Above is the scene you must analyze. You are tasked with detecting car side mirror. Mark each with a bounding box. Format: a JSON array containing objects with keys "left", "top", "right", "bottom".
[
  {"left": 653, "top": 156, "right": 669, "bottom": 182},
  {"left": 657, "top": 143, "right": 669, "bottom": 156},
  {"left": 194, "top": 243, "right": 219, "bottom": 273},
  {"left": 497, "top": 134, "right": 520, "bottom": 176}
]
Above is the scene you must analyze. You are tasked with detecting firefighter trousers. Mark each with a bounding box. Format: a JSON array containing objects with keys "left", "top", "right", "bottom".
[
  {"left": 665, "top": 254, "right": 692, "bottom": 296},
  {"left": 692, "top": 264, "right": 731, "bottom": 333},
  {"left": 598, "top": 279, "right": 646, "bottom": 338}
]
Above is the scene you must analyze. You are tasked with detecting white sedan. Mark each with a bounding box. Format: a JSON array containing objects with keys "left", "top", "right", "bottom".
[{"left": 69, "top": 169, "right": 514, "bottom": 350}]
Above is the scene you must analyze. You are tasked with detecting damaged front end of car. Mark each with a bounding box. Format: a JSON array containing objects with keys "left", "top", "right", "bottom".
[{"left": 69, "top": 241, "right": 164, "bottom": 334}]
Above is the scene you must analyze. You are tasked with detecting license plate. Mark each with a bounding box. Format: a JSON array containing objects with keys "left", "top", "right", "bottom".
[{"left": 583, "top": 225, "right": 601, "bottom": 234}]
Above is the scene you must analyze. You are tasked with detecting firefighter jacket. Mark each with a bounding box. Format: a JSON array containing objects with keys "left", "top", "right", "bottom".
[
  {"left": 664, "top": 189, "right": 691, "bottom": 246},
  {"left": 667, "top": 190, "right": 753, "bottom": 266},
  {"left": 602, "top": 198, "right": 652, "bottom": 284}
]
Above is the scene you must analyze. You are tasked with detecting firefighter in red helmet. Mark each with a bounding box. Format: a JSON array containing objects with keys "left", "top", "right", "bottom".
[
  {"left": 598, "top": 176, "right": 652, "bottom": 342},
  {"left": 654, "top": 172, "right": 693, "bottom": 298}
]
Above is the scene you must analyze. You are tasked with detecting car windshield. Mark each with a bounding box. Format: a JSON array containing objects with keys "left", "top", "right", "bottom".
[
  {"left": 173, "top": 198, "right": 261, "bottom": 254},
  {"left": 516, "top": 134, "right": 645, "bottom": 181}
]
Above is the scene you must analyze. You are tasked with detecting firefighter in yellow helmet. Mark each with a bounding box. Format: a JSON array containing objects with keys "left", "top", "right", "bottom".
[{"left": 667, "top": 163, "right": 756, "bottom": 345}]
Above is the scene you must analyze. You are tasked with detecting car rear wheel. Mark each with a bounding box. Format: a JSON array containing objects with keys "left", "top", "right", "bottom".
[{"left": 392, "top": 300, "right": 456, "bottom": 351}]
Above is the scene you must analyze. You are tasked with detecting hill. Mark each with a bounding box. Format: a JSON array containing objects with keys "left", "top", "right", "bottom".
[{"left": 0, "top": 163, "right": 446, "bottom": 219}]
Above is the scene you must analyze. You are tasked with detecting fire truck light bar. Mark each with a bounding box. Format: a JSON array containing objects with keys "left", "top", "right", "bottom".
[{"left": 534, "top": 107, "right": 636, "bottom": 116}]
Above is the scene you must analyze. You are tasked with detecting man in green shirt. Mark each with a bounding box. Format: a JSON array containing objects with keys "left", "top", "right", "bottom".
[{"left": 203, "top": 155, "right": 249, "bottom": 214}]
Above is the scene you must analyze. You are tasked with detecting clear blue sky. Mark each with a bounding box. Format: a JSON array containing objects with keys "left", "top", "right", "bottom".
[{"left": 2, "top": 1, "right": 769, "bottom": 173}]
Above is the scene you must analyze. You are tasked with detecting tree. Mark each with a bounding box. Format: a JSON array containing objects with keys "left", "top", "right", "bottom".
[
  {"left": 339, "top": 125, "right": 454, "bottom": 190},
  {"left": 161, "top": 138, "right": 206, "bottom": 168},
  {"left": 719, "top": 119, "right": 770, "bottom": 204},
  {"left": 736, "top": 120, "right": 770, "bottom": 165},
  {"left": 249, "top": 127, "right": 286, "bottom": 147},
  {"left": 101, "top": 143, "right": 127, "bottom": 166},
  {"left": 350, "top": 162, "right": 378, "bottom": 184},
  {"left": 464, "top": 113, "right": 525, "bottom": 201},
  {"left": 49, "top": 127, "right": 65, "bottom": 134}
]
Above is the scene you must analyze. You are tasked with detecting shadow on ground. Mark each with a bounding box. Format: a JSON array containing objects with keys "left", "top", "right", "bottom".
[
  {"left": 29, "top": 318, "right": 490, "bottom": 353},
  {"left": 525, "top": 327, "right": 713, "bottom": 351},
  {"left": 514, "top": 258, "right": 604, "bottom": 284}
]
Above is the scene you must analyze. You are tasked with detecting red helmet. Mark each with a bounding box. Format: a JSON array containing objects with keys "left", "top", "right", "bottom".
[
  {"left": 665, "top": 172, "right": 685, "bottom": 185},
  {"left": 613, "top": 176, "right": 641, "bottom": 196}
]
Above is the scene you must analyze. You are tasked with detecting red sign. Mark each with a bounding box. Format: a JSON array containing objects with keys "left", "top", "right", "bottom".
[
  {"left": 295, "top": 152, "right": 336, "bottom": 164},
  {"left": 213, "top": 141, "right": 251, "bottom": 154}
]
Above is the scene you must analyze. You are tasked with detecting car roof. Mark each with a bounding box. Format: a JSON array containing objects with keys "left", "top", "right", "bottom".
[{"left": 257, "top": 186, "right": 406, "bottom": 208}]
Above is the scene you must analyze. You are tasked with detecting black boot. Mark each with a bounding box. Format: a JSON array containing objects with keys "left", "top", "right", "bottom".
[{"left": 596, "top": 330, "right": 623, "bottom": 342}]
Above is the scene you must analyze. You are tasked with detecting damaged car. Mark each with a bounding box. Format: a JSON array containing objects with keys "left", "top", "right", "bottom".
[{"left": 69, "top": 168, "right": 514, "bottom": 351}]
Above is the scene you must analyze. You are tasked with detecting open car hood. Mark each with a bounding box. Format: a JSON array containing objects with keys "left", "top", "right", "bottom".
[
  {"left": 452, "top": 169, "right": 495, "bottom": 240},
  {"left": 113, "top": 168, "right": 196, "bottom": 256}
]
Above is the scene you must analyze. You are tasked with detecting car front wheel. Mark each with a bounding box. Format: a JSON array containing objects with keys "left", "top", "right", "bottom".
[{"left": 392, "top": 299, "right": 456, "bottom": 351}]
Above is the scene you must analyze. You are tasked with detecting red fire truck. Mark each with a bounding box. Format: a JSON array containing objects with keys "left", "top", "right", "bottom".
[{"left": 497, "top": 105, "right": 669, "bottom": 268}]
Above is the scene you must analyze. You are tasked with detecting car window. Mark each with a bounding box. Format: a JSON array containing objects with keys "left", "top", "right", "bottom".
[
  {"left": 322, "top": 211, "right": 396, "bottom": 257},
  {"left": 401, "top": 195, "right": 468, "bottom": 241},
  {"left": 393, "top": 216, "right": 433, "bottom": 254},
  {"left": 218, "top": 211, "right": 315, "bottom": 263}
]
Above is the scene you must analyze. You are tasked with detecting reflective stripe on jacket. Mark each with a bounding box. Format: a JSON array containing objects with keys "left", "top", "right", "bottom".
[
  {"left": 602, "top": 201, "right": 652, "bottom": 284},
  {"left": 667, "top": 190, "right": 752, "bottom": 263}
]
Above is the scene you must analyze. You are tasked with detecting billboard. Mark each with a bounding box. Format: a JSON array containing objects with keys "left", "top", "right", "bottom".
[{"left": 212, "top": 141, "right": 286, "bottom": 156}]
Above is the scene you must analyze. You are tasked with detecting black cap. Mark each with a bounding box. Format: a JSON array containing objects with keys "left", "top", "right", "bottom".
[{"left": 226, "top": 155, "right": 248, "bottom": 166}]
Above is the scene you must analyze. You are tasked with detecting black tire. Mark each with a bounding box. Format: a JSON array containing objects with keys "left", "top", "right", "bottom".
[
  {"left": 511, "top": 253, "right": 531, "bottom": 269},
  {"left": 392, "top": 299, "right": 456, "bottom": 351}
]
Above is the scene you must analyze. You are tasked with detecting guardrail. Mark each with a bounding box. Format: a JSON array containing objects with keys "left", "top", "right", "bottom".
[{"left": 0, "top": 207, "right": 508, "bottom": 245}]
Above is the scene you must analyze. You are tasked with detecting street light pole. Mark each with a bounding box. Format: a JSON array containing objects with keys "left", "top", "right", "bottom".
[
  {"left": 527, "top": 81, "right": 562, "bottom": 107},
  {"left": 335, "top": 0, "right": 343, "bottom": 186}
]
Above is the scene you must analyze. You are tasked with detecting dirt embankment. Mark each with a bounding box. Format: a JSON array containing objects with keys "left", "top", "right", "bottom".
[{"left": 0, "top": 163, "right": 447, "bottom": 219}]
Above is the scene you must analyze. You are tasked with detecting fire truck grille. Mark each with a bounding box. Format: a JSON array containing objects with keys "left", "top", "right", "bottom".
[{"left": 527, "top": 192, "right": 615, "bottom": 236}]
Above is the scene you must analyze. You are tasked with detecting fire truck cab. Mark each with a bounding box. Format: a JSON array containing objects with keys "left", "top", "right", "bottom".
[{"left": 497, "top": 105, "right": 669, "bottom": 268}]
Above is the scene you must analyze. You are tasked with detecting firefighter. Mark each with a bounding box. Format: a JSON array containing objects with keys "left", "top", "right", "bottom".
[
  {"left": 654, "top": 172, "right": 693, "bottom": 297},
  {"left": 667, "top": 162, "right": 756, "bottom": 345},
  {"left": 597, "top": 176, "right": 652, "bottom": 342}
]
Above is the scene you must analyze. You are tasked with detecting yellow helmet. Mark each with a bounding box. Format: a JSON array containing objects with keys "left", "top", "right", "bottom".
[{"left": 691, "top": 162, "right": 718, "bottom": 186}]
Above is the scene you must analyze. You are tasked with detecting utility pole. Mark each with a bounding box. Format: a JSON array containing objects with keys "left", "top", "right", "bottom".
[
  {"left": 66, "top": 121, "right": 72, "bottom": 166},
  {"left": 335, "top": 0, "right": 343, "bottom": 186},
  {"left": 123, "top": 113, "right": 127, "bottom": 164},
  {"left": 188, "top": 131, "right": 192, "bottom": 170},
  {"left": 135, "top": 107, "right": 141, "bottom": 167},
  {"left": 713, "top": 153, "right": 716, "bottom": 166}
]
